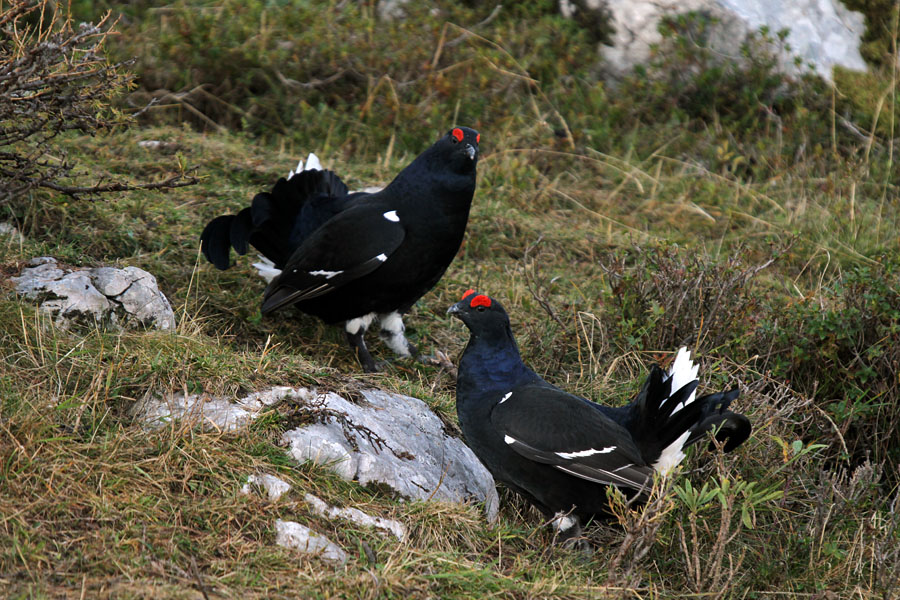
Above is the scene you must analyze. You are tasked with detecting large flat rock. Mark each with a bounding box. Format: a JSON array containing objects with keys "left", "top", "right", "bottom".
[{"left": 132, "top": 386, "right": 499, "bottom": 521}]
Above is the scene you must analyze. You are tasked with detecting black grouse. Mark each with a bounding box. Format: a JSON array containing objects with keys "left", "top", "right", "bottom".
[
  {"left": 200, "top": 127, "right": 480, "bottom": 371},
  {"left": 448, "top": 290, "right": 751, "bottom": 544}
]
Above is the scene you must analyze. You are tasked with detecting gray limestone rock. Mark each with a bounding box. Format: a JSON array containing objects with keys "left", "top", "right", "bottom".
[
  {"left": 132, "top": 385, "right": 499, "bottom": 521},
  {"left": 131, "top": 386, "right": 293, "bottom": 431},
  {"left": 304, "top": 493, "right": 407, "bottom": 541},
  {"left": 282, "top": 388, "right": 499, "bottom": 522},
  {"left": 274, "top": 519, "right": 348, "bottom": 564},
  {"left": 561, "top": 0, "right": 867, "bottom": 82},
  {"left": 12, "top": 257, "right": 176, "bottom": 331},
  {"left": 241, "top": 473, "right": 293, "bottom": 502}
]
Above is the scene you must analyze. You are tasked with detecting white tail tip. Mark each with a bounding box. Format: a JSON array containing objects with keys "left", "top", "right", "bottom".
[
  {"left": 286, "top": 154, "right": 322, "bottom": 179},
  {"left": 304, "top": 153, "right": 322, "bottom": 171}
]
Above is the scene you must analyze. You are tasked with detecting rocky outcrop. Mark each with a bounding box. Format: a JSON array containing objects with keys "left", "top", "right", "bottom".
[
  {"left": 12, "top": 257, "right": 176, "bottom": 331},
  {"left": 562, "top": 0, "right": 867, "bottom": 82},
  {"left": 282, "top": 388, "right": 499, "bottom": 522},
  {"left": 133, "top": 386, "right": 499, "bottom": 521}
]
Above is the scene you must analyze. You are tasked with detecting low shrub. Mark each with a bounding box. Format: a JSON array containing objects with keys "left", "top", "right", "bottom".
[{"left": 758, "top": 260, "right": 900, "bottom": 471}]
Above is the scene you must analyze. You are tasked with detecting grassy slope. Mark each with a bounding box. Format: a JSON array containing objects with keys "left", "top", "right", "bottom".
[{"left": 2, "top": 1, "right": 900, "bottom": 598}]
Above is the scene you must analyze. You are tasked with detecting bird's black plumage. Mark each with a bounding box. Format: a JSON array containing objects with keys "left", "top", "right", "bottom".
[
  {"left": 200, "top": 127, "right": 481, "bottom": 371},
  {"left": 449, "top": 291, "right": 751, "bottom": 543}
]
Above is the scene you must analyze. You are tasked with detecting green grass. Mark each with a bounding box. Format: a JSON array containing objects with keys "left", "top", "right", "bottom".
[{"left": 2, "top": 1, "right": 900, "bottom": 597}]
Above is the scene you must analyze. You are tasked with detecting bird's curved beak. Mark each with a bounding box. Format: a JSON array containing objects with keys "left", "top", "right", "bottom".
[
  {"left": 465, "top": 144, "right": 476, "bottom": 160},
  {"left": 447, "top": 300, "right": 464, "bottom": 319}
]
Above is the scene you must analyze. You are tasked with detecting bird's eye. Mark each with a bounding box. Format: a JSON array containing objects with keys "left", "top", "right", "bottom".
[
  {"left": 450, "top": 128, "right": 464, "bottom": 144},
  {"left": 476, "top": 305, "right": 486, "bottom": 312}
]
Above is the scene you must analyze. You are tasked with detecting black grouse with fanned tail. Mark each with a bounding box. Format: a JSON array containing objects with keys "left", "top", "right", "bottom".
[
  {"left": 200, "top": 127, "right": 481, "bottom": 371},
  {"left": 448, "top": 290, "right": 751, "bottom": 545}
]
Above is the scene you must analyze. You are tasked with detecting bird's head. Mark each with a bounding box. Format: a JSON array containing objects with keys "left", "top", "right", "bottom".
[
  {"left": 447, "top": 289, "right": 510, "bottom": 334},
  {"left": 433, "top": 127, "right": 480, "bottom": 174}
]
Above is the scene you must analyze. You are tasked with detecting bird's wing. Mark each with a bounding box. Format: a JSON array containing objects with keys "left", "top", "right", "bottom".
[
  {"left": 260, "top": 202, "right": 405, "bottom": 313},
  {"left": 491, "top": 384, "right": 654, "bottom": 491}
]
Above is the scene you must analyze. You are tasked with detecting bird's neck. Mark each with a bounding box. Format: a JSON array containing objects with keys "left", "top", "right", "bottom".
[
  {"left": 385, "top": 155, "right": 476, "bottom": 207},
  {"left": 457, "top": 326, "right": 540, "bottom": 399}
]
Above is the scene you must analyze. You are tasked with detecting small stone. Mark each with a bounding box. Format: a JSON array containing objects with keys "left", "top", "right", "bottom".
[
  {"left": 0, "top": 222, "right": 24, "bottom": 244},
  {"left": 304, "top": 493, "right": 407, "bottom": 541},
  {"left": 274, "top": 520, "right": 348, "bottom": 564},
  {"left": 241, "top": 473, "right": 292, "bottom": 501}
]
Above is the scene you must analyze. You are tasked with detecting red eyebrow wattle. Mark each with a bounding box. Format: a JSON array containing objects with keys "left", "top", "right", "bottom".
[
  {"left": 452, "top": 128, "right": 464, "bottom": 142},
  {"left": 461, "top": 288, "right": 476, "bottom": 300},
  {"left": 470, "top": 295, "right": 491, "bottom": 308}
]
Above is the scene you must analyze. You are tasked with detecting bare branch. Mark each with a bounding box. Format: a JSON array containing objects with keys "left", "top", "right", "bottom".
[
  {"left": 39, "top": 169, "right": 201, "bottom": 198},
  {"left": 0, "top": 1, "right": 196, "bottom": 206}
]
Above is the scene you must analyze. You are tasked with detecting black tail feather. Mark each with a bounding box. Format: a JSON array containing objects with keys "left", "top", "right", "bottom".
[
  {"left": 686, "top": 389, "right": 751, "bottom": 452},
  {"left": 628, "top": 366, "right": 751, "bottom": 464},
  {"left": 199, "top": 168, "right": 352, "bottom": 271},
  {"left": 229, "top": 207, "right": 254, "bottom": 256},
  {"left": 630, "top": 366, "right": 705, "bottom": 464},
  {"left": 200, "top": 214, "right": 237, "bottom": 270}
]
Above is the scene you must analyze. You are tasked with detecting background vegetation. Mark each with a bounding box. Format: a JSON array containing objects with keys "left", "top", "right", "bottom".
[{"left": 1, "top": 0, "right": 898, "bottom": 597}]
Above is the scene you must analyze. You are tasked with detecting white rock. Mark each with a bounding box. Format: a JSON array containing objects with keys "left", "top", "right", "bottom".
[
  {"left": 241, "top": 473, "right": 292, "bottom": 501},
  {"left": 11, "top": 257, "right": 176, "bottom": 331},
  {"left": 0, "top": 222, "right": 24, "bottom": 244},
  {"left": 283, "top": 422, "right": 358, "bottom": 481},
  {"left": 115, "top": 267, "right": 176, "bottom": 329},
  {"left": 281, "top": 388, "right": 500, "bottom": 522},
  {"left": 716, "top": 0, "right": 867, "bottom": 77},
  {"left": 274, "top": 520, "right": 348, "bottom": 564},
  {"left": 92, "top": 267, "right": 133, "bottom": 297},
  {"left": 304, "top": 493, "right": 406, "bottom": 541},
  {"left": 566, "top": 0, "right": 867, "bottom": 82},
  {"left": 131, "top": 385, "right": 499, "bottom": 521},
  {"left": 131, "top": 386, "right": 296, "bottom": 431}
]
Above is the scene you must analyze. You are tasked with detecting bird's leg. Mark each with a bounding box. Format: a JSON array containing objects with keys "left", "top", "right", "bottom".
[
  {"left": 345, "top": 314, "right": 378, "bottom": 372},
  {"left": 551, "top": 511, "right": 590, "bottom": 552},
  {"left": 378, "top": 311, "right": 418, "bottom": 358}
]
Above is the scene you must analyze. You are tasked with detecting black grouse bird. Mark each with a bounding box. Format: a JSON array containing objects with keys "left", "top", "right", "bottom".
[
  {"left": 200, "top": 127, "right": 480, "bottom": 371},
  {"left": 449, "top": 290, "right": 751, "bottom": 544}
]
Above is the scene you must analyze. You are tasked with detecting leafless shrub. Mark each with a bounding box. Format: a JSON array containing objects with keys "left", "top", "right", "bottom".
[
  {"left": 599, "top": 242, "right": 784, "bottom": 353},
  {"left": 809, "top": 462, "right": 900, "bottom": 596},
  {"left": 605, "top": 476, "right": 677, "bottom": 587},
  {"left": 0, "top": 0, "right": 197, "bottom": 206}
]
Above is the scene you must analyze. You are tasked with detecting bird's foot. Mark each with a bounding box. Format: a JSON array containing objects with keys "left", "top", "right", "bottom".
[
  {"left": 346, "top": 330, "right": 379, "bottom": 373},
  {"left": 559, "top": 531, "right": 593, "bottom": 555},
  {"left": 416, "top": 350, "right": 457, "bottom": 374},
  {"left": 551, "top": 513, "right": 591, "bottom": 553}
]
